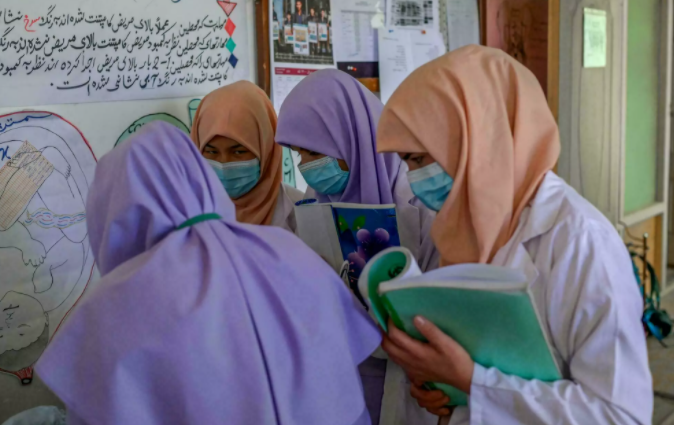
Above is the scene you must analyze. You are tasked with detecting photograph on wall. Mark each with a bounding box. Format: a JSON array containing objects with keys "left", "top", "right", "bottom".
[{"left": 272, "top": 0, "right": 334, "bottom": 65}]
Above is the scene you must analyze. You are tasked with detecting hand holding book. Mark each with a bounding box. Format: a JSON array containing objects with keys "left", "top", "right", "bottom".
[
  {"left": 359, "top": 246, "right": 561, "bottom": 407},
  {"left": 382, "top": 315, "right": 474, "bottom": 413}
]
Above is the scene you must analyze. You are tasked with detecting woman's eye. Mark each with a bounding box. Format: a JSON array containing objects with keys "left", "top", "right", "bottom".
[
  {"left": 309, "top": 151, "right": 321, "bottom": 156},
  {"left": 414, "top": 157, "right": 424, "bottom": 164},
  {"left": 234, "top": 150, "right": 248, "bottom": 155}
]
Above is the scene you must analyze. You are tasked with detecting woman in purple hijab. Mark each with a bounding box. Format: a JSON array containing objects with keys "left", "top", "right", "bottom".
[
  {"left": 35, "top": 122, "right": 381, "bottom": 425},
  {"left": 276, "top": 70, "right": 438, "bottom": 425}
]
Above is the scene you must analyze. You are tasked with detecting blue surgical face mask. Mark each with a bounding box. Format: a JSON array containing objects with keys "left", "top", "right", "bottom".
[
  {"left": 407, "top": 162, "right": 453, "bottom": 212},
  {"left": 298, "top": 156, "right": 349, "bottom": 195},
  {"left": 206, "top": 158, "right": 260, "bottom": 199}
]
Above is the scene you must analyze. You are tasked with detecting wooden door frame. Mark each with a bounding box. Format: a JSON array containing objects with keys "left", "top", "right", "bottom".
[
  {"left": 548, "top": 0, "right": 560, "bottom": 121},
  {"left": 255, "top": 0, "right": 272, "bottom": 95}
]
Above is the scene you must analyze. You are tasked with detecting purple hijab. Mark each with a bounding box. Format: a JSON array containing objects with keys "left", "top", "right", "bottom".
[
  {"left": 276, "top": 69, "right": 402, "bottom": 204},
  {"left": 36, "top": 122, "right": 380, "bottom": 425}
]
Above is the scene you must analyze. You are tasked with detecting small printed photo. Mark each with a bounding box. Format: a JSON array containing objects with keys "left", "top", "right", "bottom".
[{"left": 272, "top": 0, "right": 333, "bottom": 65}]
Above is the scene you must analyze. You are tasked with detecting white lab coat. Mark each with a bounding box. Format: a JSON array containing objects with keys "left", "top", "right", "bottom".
[
  {"left": 377, "top": 163, "right": 441, "bottom": 425},
  {"left": 271, "top": 183, "right": 304, "bottom": 234},
  {"left": 303, "top": 165, "right": 440, "bottom": 425},
  {"left": 443, "top": 172, "right": 653, "bottom": 425},
  {"left": 304, "top": 160, "right": 442, "bottom": 425}
]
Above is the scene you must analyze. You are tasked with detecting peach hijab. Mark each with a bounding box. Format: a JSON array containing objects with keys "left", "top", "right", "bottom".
[
  {"left": 377, "top": 46, "right": 560, "bottom": 266},
  {"left": 191, "top": 81, "right": 283, "bottom": 226}
]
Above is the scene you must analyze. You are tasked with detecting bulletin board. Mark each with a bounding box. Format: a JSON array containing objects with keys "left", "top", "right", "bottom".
[
  {"left": 259, "top": 0, "right": 559, "bottom": 116},
  {"left": 0, "top": 0, "right": 253, "bottom": 398}
]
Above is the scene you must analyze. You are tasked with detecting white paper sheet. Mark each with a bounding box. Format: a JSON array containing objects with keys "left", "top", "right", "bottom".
[
  {"left": 0, "top": 112, "right": 96, "bottom": 383},
  {"left": 386, "top": 0, "right": 439, "bottom": 31},
  {"left": 332, "top": 10, "right": 379, "bottom": 62},
  {"left": 446, "top": 0, "right": 480, "bottom": 51},
  {"left": 343, "top": 0, "right": 380, "bottom": 13},
  {"left": 583, "top": 8, "right": 607, "bottom": 68},
  {"left": 378, "top": 28, "right": 446, "bottom": 103},
  {"left": 0, "top": 0, "right": 250, "bottom": 107},
  {"left": 272, "top": 68, "right": 318, "bottom": 112}
]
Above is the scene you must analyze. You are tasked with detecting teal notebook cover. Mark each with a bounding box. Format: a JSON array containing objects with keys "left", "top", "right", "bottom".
[{"left": 364, "top": 249, "right": 561, "bottom": 406}]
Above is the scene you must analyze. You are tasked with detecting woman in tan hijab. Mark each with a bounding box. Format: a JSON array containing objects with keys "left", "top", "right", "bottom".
[
  {"left": 377, "top": 46, "right": 652, "bottom": 424},
  {"left": 191, "top": 81, "right": 303, "bottom": 231}
]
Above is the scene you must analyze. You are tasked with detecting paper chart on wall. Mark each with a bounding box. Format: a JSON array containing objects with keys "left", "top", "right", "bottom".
[
  {"left": 446, "top": 0, "right": 480, "bottom": 51},
  {"left": 332, "top": 0, "right": 379, "bottom": 64},
  {"left": 0, "top": 0, "right": 250, "bottom": 107},
  {"left": 385, "top": 0, "right": 439, "bottom": 31},
  {"left": 378, "top": 28, "right": 446, "bottom": 103},
  {"left": 0, "top": 112, "right": 97, "bottom": 385}
]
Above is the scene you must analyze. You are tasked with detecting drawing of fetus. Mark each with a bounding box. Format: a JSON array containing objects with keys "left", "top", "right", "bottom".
[
  {"left": 0, "top": 291, "right": 49, "bottom": 383},
  {"left": 0, "top": 139, "right": 87, "bottom": 312},
  {"left": 497, "top": 3, "right": 533, "bottom": 66}
]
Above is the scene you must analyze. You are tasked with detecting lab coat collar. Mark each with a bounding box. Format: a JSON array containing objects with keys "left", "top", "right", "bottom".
[
  {"left": 515, "top": 172, "right": 566, "bottom": 245},
  {"left": 492, "top": 172, "right": 565, "bottom": 285}
]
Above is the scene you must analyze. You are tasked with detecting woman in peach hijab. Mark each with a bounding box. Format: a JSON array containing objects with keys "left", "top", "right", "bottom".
[
  {"left": 377, "top": 46, "right": 652, "bottom": 424},
  {"left": 191, "top": 81, "right": 303, "bottom": 231}
]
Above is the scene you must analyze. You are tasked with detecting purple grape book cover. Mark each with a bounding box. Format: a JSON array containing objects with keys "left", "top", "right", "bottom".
[{"left": 331, "top": 207, "right": 400, "bottom": 297}]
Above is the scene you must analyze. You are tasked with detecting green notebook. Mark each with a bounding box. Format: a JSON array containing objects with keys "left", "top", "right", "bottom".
[{"left": 358, "top": 247, "right": 561, "bottom": 406}]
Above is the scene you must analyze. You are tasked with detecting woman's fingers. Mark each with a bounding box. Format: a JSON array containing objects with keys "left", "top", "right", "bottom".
[
  {"left": 381, "top": 334, "right": 415, "bottom": 368},
  {"left": 410, "top": 383, "right": 445, "bottom": 401},
  {"left": 410, "top": 383, "right": 449, "bottom": 409},
  {"left": 427, "top": 406, "right": 451, "bottom": 417},
  {"left": 387, "top": 319, "right": 428, "bottom": 356}
]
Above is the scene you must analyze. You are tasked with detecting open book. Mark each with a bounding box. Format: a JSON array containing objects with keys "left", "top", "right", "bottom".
[
  {"left": 358, "top": 247, "right": 561, "bottom": 406},
  {"left": 294, "top": 200, "right": 409, "bottom": 302}
]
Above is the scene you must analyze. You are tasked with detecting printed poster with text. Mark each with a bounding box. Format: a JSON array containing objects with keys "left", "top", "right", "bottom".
[
  {"left": 0, "top": 0, "right": 249, "bottom": 107},
  {"left": 0, "top": 0, "right": 248, "bottom": 386}
]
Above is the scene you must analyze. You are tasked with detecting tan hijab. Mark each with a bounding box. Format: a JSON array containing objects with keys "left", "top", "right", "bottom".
[
  {"left": 377, "top": 46, "right": 560, "bottom": 266},
  {"left": 191, "top": 81, "right": 283, "bottom": 226}
]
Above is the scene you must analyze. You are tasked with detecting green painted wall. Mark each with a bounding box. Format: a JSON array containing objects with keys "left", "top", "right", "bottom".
[{"left": 624, "top": 0, "right": 661, "bottom": 214}]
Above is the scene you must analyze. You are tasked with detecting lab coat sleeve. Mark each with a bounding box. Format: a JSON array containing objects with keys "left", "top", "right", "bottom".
[
  {"left": 275, "top": 184, "right": 305, "bottom": 234},
  {"left": 466, "top": 227, "right": 652, "bottom": 425}
]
